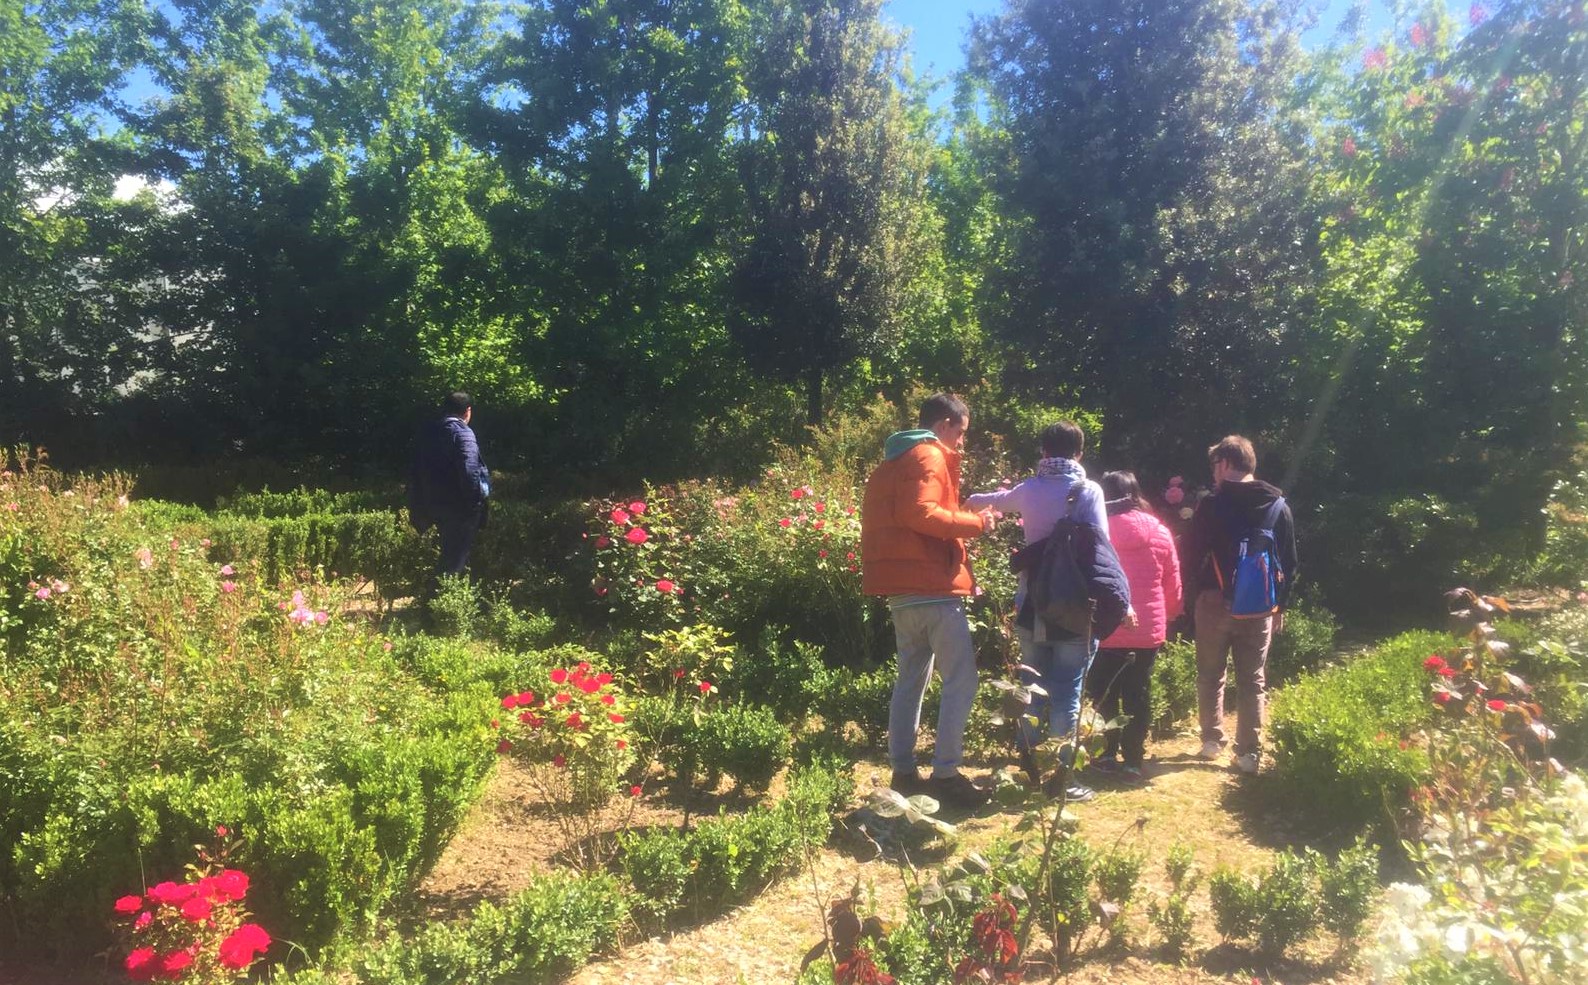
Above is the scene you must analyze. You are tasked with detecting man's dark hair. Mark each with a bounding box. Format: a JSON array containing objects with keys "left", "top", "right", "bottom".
[
  {"left": 1040, "top": 421, "right": 1086, "bottom": 459},
  {"left": 441, "top": 391, "right": 473, "bottom": 417},
  {"left": 1208, "top": 434, "right": 1257, "bottom": 474},
  {"left": 917, "top": 392, "right": 969, "bottom": 429}
]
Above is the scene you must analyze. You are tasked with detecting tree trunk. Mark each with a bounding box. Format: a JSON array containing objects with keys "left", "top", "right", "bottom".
[{"left": 806, "top": 366, "right": 823, "bottom": 428}]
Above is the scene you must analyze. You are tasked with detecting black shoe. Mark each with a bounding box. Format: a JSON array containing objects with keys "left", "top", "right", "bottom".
[
  {"left": 890, "top": 769, "right": 929, "bottom": 795},
  {"left": 929, "top": 771, "right": 992, "bottom": 811},
  {"left": 1017, "top": 748, "right": 1041, "bottom": 787},
  {"left": 1042, "top": 773, "right": 1096, "bottom": 802}
]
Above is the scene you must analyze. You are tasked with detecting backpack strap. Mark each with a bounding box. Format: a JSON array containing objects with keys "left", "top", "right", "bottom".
[{"left": 1259, "top": 496, "right": 1286, "bottom": 534}]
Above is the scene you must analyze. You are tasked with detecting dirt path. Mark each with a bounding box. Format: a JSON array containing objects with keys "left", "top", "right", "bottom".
[{"left": 421, "top": 733, "right": 1373, "bottom": 985}]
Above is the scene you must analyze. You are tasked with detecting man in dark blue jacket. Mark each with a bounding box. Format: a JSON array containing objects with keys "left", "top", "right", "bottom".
[{"left": 409, "top": 392, "right": 490, "bottom": 583}]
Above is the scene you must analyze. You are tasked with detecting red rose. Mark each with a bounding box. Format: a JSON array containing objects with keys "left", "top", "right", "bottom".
[
  {"left": 147, "top": 881, "right": 196, "bottom": 905},
  {"left": 608, "top": 713, "right": 625, "bottom": 724},
  {"left": 818, "top": 550, "right": 828, "bottom": 558},
  {"left": 778, "top": 517, "right": 792, "bottom": 528},
  {"left": 577, "top": 677, "right": 601, "bottom": 694},
  {"left": 1434, "top": 691, "right": 1454, "bottom": 705},
  {"left": 630, "top": 785, "right": 643, "bottom": 797},
  {"left": 554, "top": 692, "right": 570, "bottom": 704},
  {"left": 215, "top": 825, "right": 228, "bottom": 838},
  {"left": 609, "top": 508, "right": 631, "bottom": 525},
  {"left": 497, "top": 739, "right": 513, "bottom": 754},
  {"left": 628, "top": 501, "right": 646, "bottom": 515},
  {"left": 698, "top": 680, "right": 712, "bottom": 694},
  {"left": 1486, "top": 700, "right": 1507, "bottom": 712},
  {"left": 553, "top": 754, "right": 566, "bottom": 768},
  {"left": 1437, "top": 666, "right": 1457, "bottom": 678},
  {"left": 125, "top": 947, "right": 158, "bottom": 981},
  {"left": 135, "top": 911, "right": 153, "bottom": 931},
  {"left": 501, "top": 694, "right": 519, "bottom": 709},
  {"left": 812, "top": 519, "right": 824, "bottom": 530},
  {"left": 549, "top": 668, "right": 568, "bottom": 684},
  {"left": 600, "top": 694, "right": 615, "bottom": 706},
  {"left": 1423, "top": 655, "right": 1446, "bottom": 671},
  {"left": 595, "top": 535, "right": 611, "bottom": 549},
  {"left": 180, "top": 897, "right": 212, "bottom": 923},
  {"left": 156, "top": 949, "right": 193, "bottom": 979},
  {"left": 655, "top": 579, "right": 675, "bottom": 594},
  {"left": 212, "top": 870, "right": 249, "bottom": 902},
  {"left": 814, "top": 501, "right": 826, "bottom": 513},
  {"left": 674, "top": 668, "right": 685, "bottom": 678},
  {"left": 115, "top": 895, "right": 144, "bottom": 914},
  {"left": 791, "top": 488, "right": 806, "bottom": 500},
  {"left": 616, "top": 739, "right": 628, "bottom": 750},
  {"left": 217, "top": 923, "right": 271, "bottom": 970},
  {"left": 566, "top": 712, "right": 584, "bottom": 729},
  {"left": 625, "top": 527, "right": 649, "bottom": 544}
]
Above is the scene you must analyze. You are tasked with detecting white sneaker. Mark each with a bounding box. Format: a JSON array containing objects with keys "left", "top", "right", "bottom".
[
  {"left": 1197, "top": 740, "right": 1223, "bottom": 760},
  {"left": 1234, "top": 753, "right": 1260, "bottom": 774}
]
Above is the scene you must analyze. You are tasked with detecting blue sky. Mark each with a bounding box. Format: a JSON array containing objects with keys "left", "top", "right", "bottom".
[{"left": 882, "top": 0, "right": 1413, "bottom": 104}]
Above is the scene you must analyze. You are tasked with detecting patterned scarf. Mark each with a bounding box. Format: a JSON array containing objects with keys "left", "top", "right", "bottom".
[{"left": 1035, "top": 457, "right": 1086, "bottom": 480}]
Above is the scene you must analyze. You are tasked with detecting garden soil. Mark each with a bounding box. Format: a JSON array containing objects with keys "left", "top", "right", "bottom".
[{"left": 419, "top": 732, "right": 1376, "bottom": 985}]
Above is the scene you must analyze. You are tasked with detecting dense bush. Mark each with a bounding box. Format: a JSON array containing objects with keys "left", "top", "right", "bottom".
[
  {"left": 1150, "top": 639, "right": 1199, "bottom": 736},
  {"left": 682, "top": 704, "right": 793, "bottom": 793},
  {"left": 1210, "top": 846, "right": 1375, "bottom": 958},
  {"left": 0, "top": 470, "right": 497, "bottom": 957},
  {"left": 619, "top": 760, "right": 853, "bottom": 927},
  {"left": 347, "top": 873, "right": 626, "bottom": 985},
  {"left": 1265, "top": 593, "right": 1340, "bottom": 684},
  {"left": 1268, "top": 630, "right": 1450, "bottom": 834}
]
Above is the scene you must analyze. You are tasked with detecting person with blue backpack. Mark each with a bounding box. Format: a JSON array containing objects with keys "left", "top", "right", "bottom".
[
  {"left": 966, "top": 422, "right": 1130, "bottom": 801},
  {"left": 1183, "top": 435, "right": 1298, "bottom": 774}
]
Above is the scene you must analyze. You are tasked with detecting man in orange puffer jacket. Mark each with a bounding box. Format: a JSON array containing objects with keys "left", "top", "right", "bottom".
[{"left": 861, "top": 393, "right": 996, "bottom": 810}]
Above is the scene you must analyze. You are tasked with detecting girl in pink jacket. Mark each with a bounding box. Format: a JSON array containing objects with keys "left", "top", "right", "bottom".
[{"left": 1086, "top": 471, "right": 1183, "bottom": 780}]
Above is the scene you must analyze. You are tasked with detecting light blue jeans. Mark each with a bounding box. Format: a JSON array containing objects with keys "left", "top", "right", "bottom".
[
  {"left": 1013, "top": 625, "right": 1097, "bottom": 752},
  {"left": 888, "top": 598, "right": 979, "bottom": 778}
]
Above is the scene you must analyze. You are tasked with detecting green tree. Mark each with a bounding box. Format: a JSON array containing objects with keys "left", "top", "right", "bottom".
[
  {"left": 730, "top": 0, "right": 942, "bottom": 427},
  {"left": 0, "top": 0, "right": 149, "bottom": 444},
  {"left": 967, "top": 0, "right": 1319, "bottom": 464}
]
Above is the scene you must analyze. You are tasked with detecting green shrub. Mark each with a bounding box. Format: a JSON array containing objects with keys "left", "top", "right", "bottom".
[
  {"left": 806, "top": 663, "right": 894, "bottom": 744},
  {"left": 618, "top": 761, "right": 852, "bottom": 928},
  {"left": 1254, "top": 851, "right": 1321, "bottom": 956},
  {"left": 354, "top": 873, "right": 626, "bottom": 985},
  {"left": 1319, "top": 838, "right": 1380, "bottom": 942},
  {"left": 1268, "top": 630, "right": 1450, "bottom": 834},
  {"left": 1404, "top": 957, "right": 1518, "bottom": 985},
  {"left": 1266, "top": 594, "right": 1340, "bottom": 684},
  {"left": 216, "top": 486, "right": 397, "bottom": 519},
  {"left": 1150, "top": 639, "right": 1198, "bottom": 735},
  {"left": 1210, "top": 852, "right": 1325, "bottom": 957},
  {"left": 431, "top": 574, "right": 482, "bottom": 638},
  {"left": 690, "top": 704, "right": 793, "bottom": 793},
  {"left": 1208, "top": 867, "right": 1261, "bottom": 942},
  {"left": 1147, "top": 843, "right": 1199, "bottom": 960},
  {"left": 0, "top": 475, "right": 495, "bottom": 957}
]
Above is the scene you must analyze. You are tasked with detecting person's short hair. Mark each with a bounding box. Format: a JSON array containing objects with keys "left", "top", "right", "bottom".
[
  {"left": 1208, "top": 434, "right": 1257, "bottom": 474},
  {"left": 918, "top": 392, "right": 969, "bottom": 429},
  {"left": 1101, "top": 470, "right": 1150, "bottom": 514},
  {"left": 1040, "top": 421, "right": 1086, "bottom": 459},
  {"left": 441, "top": 391, "right": 473, "bottom": 416}
]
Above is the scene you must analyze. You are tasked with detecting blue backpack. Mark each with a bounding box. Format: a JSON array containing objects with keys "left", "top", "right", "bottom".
[{"left": 1217, "top": 497, "right": 1286, "bottom": 619}]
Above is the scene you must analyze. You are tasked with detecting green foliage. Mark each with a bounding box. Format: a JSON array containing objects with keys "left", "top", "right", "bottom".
[
  {"left": 1319, "top": 838, "right": 1380, "bottom": 942},
  {"left": 1403, "top": 957, "right": 1519, "bottom": 985},
  {"left": 1268, "top": 630, "right": 1450, "bottom": 834},
  {"left": 353, "top": 874, "right": 626, "bottom": 985},
  {"left": 686, "top": 704, "right": 793, "bottom": 793},
  {"left": 0, "top": 472, "right": 496, "bottom": 957},
  {"left": 1146, "top": 842, "right": 1200, "bottom": 960},
  {"left": 806, "top": 664, "right": 895, "bottom": 745},
  {"left": 618, "top": 761, "right": 853, "bottom": 928},
  {"left": 1251, "top": 851, "right": 1322, "bottom": 956},
  {"left": 1266, "top": 594, "right": 1341, "bottom": 684},
  {"left": 1150, "top": 639, "right": 1199, "bottom": 736},
  {"left": 1208, "top": 867, "right": 1261, "bottom": 942},
  {"left": 431, "top": 574, "right": 482, "bottom": 638}
]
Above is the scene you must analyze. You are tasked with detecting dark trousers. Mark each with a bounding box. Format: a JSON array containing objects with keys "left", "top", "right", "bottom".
[
  {"left": 1086, "top": 647, "right": 1159, "bottom": 767},
  {"left": 436, "top": 513, "right": 480, "bottom": 580}
]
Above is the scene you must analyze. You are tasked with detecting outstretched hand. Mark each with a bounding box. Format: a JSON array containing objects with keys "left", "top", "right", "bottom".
[{"left": 979, "top": 509, "right": 996, "bottom": 534}]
